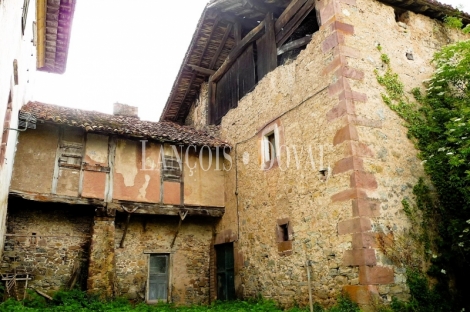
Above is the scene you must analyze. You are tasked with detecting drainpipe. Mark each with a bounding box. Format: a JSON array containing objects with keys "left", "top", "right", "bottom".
[{"left": 306, "top": 260, "right": 313, "bottom": 312}]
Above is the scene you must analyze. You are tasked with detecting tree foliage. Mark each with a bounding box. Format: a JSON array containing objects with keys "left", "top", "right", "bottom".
[{"left": 377, "top": 40, "right": 470, "bottom": 308}]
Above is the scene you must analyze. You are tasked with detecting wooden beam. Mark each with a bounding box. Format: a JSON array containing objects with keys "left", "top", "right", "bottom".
[
  {"left": 198, "top": 18, "right": 221, "bottom": 65},
  {"left": 209, "top": 23, "right": 232, "bottom": 69},
  {"left": 187, "top": 64, "right": 216, "bottom": 76},
  {"left": 276, "top": 0, "right": 315, "bottom": 47},
  {"left": 277, "top": 35, "right": 312, "bottom": 55},
  {"left": 113, "top": 202, "right": 224, "bottom": 218},
  {"left": 274, "top": 0, "right": 307, "bottom": 35},
  {"left": 119, "top": 212, "right": 131, "bottom": 248},
  {"left": 175, "top": 72, "right": 196, "bottom": 120},
  {"left": 211, "top": 19, "right": 266, "bottom": 83},
  {"left": 36, "top": 0, "right": 46, "bottom": 69},
  {"left": 10, "top": 189, "right": 105, "bottom": 207},
  {"left": 245, "top": 0, "right": 272, "bottom": 14},
  {"left": 233, "top": 22, "right": 242, "bottom": 44}
]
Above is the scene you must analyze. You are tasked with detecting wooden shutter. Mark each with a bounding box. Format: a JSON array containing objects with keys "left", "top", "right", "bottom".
[
  {"left": 256, "top": 13, "right": 277, "bottom": 82},
  {"left": 237, "top": 44, "right": 256, "bottom": 101}
]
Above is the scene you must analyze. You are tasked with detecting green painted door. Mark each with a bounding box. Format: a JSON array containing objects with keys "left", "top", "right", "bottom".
[{"left": 216, "top": 243, "right": 235, "bottom": 300}]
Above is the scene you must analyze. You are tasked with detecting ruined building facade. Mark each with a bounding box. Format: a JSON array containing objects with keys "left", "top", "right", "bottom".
[
  {"left": 161, "top": 0, "right": 470, "bottom": 307},
  {"left": 3, "top": 0, "right": 470, "bottom": 308}
]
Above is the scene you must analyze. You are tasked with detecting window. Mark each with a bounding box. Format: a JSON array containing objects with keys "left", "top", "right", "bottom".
[
  {"left": 279, "top": 223, "right": 289, "bottom": 242},
  {"left": 276, "top": 219, "right": 293, "bottom": 256},
  {"left": 262, "top": 129, "right": 278, "bottom": 164},
  {"left": 162, "top": 157, "right": 181, "bottom": 182},
  {"left": 21, "top": 0, "right": 30, "bottom": 35},
  {"left": 266, "top": 132, "right": 276, "bottom": 161},
  {"left": 147, "top": 254, "right": 169, "bottom": 303}
]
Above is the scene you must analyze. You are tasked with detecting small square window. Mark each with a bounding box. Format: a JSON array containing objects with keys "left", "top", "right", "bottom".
[
  {"left": 263, "top": 131, "right": 277, "bottom": 163},
  {"left": 279, "top": 223, "right": 289, "bottom": 241}
]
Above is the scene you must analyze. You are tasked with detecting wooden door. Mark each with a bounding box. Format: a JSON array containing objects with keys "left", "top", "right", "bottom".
[
  {"left": 216, "top": 243, "right": 235, "bottom": 300},
  {"left": 148, "top": 254, "right": 169, "bottom": 302}
]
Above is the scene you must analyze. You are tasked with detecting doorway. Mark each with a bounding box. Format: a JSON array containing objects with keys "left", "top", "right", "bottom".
[{"left": 215, "top": 243, "right": 235, "bottom": 300}]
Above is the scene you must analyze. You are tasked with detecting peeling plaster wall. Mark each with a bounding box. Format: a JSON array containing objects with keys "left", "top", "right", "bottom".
[
  {"left": 184, "top": 150, "right": 225, "bottom": 207},
  {"left": 12, "top": 127, "right": 225, "bottom": 208}
]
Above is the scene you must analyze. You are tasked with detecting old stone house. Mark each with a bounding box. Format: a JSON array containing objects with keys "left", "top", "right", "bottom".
[
  {"left": 5, "top": 101, "right": 228, "bottom": 303},
  {"left": 160, "top": 0, "right": 470, "bottom": 307},
  {"left": 0, "top": 0, "right": 75, "bottom": 265},
  {"left": 3, "top": 0, "right": 470, "bottom": 308}
]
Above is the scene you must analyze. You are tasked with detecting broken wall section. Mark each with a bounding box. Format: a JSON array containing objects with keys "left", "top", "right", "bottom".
[{"left": 1, "top": 198, "right": 93, "bottom": 294}]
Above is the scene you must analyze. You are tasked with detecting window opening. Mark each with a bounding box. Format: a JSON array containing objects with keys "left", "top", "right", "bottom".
[
  {"left": 278, "top": 10, "right": 319, "bottom": 66},
  {"left": 22, "top": 0, "right": 31, "bottom": 35},
  {"left": 267, "top": 132, "right": 276, "bottom": 161},
  {"left": 279, "top": 223, "right": 289, "bottom": 241},
  {"left": 162, "top": 157, "right": 181, "bottom": 182}
]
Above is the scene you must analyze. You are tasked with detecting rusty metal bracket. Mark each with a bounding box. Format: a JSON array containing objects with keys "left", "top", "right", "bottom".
[{"left": 171, "top": 210, "right": 188, "bottom": 248}]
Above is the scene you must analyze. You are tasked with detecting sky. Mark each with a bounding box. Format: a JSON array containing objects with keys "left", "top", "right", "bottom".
[{"left": 32, "top": 0, "right": 470, "bottom": 122}]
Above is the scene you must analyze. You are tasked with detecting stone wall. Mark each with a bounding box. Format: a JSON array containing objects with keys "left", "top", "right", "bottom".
[
  {"left": 1, "top": 198, "right": 93, "bottom": 294},
  {"left": 114, "top": 214, "right": 214, "bottom": 305},
  {"left": 87, "top": 215, "right": 115, "bottom": 298},
  {"left": 184, "top": 0, "right": 469, "bottom": 308}
]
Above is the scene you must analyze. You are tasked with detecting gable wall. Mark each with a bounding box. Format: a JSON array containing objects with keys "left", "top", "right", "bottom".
[{"left": 185, "top": 0, "right": 469, "bottom": 307}]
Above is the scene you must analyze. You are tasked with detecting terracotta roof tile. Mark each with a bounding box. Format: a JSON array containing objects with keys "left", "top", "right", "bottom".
[{"left": 22, "top": 102, "right": 230, "bottom": 148}]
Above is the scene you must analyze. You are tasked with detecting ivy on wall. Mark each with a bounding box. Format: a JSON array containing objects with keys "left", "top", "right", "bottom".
[{"left": 375, "top": 39, "right": 470, "bottom": 310}]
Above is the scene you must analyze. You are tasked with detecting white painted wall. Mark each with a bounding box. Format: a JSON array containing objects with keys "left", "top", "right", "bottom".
[{"left": 0, "top": 0, "right": 37, "bottom": 252}]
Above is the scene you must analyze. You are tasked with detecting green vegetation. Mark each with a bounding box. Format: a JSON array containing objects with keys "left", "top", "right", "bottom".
[
  {"left": 375, "top": 40, "right": 470, "bottom": 310},
  {"left": 0, "top": 290, "right": 360, "bottom": 312},
  {"left": 444, "top": 15, "right": 470, "bottom": 34}
]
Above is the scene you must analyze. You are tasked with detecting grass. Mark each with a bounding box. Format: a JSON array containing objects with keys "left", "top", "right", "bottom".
[{"left": 0, "top": 290, "right": 361, "bottom": 312}]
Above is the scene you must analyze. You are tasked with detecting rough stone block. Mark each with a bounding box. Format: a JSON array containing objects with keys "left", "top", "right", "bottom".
[
  {"left": 350, "top": 171, "right": 378, "bottom": 190},
  {"left": 327, "top": 99, "right": 356, "bottom": 121},
  {"left": 337, "top": 66, "right": 364, "bottom": 81},
  {"left": 352, "top": 199, "right": 380, "bottom": 217},
  {"left": 338, "top": 90, "right": 367, "bottom": 102},
  {"left": 332, "top": 156, "right": 364, "bottom": 175},
  {"left": 333, "top": 124, "right": 359, "bottom": 146},
  {"left": 320, "top": 1, "right": 337, "bottom": 25},
  {"left": 343, "top": 249, "right": 376, "bottom": 266},
  {"left": 322, "top": 32, "right": 345, "bottom": 52},
  {"left": 359, "top": 266, "right": 394, "bottom": 285},
  {"left": 329, "top": 76, "right": 351, "bottom": 96},
  {"left": 332, "top": 21, "right": 355, "bottom": 35},
  {"left": 331, "top": 188, "right": 368, "bottom": 202},
  {"left": 343, "top": 285, "right": 379, "bottom": 304},
  {"left": 344, "top": 141, "right": 374, "bottom": 158},
  {"left": 338, "top": 217, "right": 371, "bottom": 235}
]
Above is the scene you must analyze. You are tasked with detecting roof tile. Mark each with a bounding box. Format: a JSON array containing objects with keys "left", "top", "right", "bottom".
[{"left": 22, "top": 102, "right": 230, "bottom": 148}]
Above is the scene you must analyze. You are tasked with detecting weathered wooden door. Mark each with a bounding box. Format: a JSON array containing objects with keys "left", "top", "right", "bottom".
[
  {"left": 216, "top": 243, "right": 235, "bottom": 300},
  {"left": 148, "top": 254, "right": 169, "bottom": 302}
]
